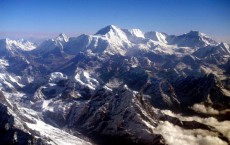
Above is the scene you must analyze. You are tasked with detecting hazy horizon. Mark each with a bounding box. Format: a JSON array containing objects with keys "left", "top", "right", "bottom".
[{"left": 0, "top": 0, "right": 230, "bottom": 43}]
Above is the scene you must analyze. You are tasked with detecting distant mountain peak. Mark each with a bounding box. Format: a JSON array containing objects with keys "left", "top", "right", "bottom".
[
  {"left": 55, "top": 33, "right": 69, "bottom": 42},
  {"left": 95, "top": 25, "right": 121, "bottom": 35},
  {"left": 58, "top": 33, "right": 67, "bottom": 37},
  {"left": 108, "top": 24, "right": 118, "bottom": 29},
  {"left": 4, "top": 38, "right": 13, "bottom": 43},
  {"left": 2, "top": 38, "right": 37, "bottom": 51},
  {"left": 188, "top": 30, "right": 200, "bottom": 34},
  {"left": 167, "top": 30, "right": 218, "bottom": 47},
  {"left": 94, "top": 25, "right": 130, "bottom": 46},
  {"left": 186, "top": 30, "right": 206, "bottom": 37}
]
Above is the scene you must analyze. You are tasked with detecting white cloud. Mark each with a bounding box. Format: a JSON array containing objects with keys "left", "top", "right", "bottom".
[
  {"left": 191, "top": 104, "right": 219, "bottom": 115},
  {"left": 161, "top": 110, "right": 230, "bottom": 142},
  {"left": 154, "top": 121, "right": 228, "bottom": 145}
]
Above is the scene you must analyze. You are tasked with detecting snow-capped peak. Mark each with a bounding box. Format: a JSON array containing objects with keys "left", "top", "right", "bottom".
[
  {"left": 167, "top": 30, "right": 218, "bottom": 47},
  {"left": 95, "top": 25, "right": 120, "bottom": 35},
  {"left": 94, "top": 25, "right": 130, "bottom": 53},
  {"left": 55, "top": 33, "right": 69, "bottom": 42},
  {"left": 35, "top": 35, "right": 68, "bottom": 53},
  {"left": 185, "top": 30, "right": 215, "bottom": 43},
  {"left": 186, "top": 30, "right": 204, "bottom": 36},
  {"left": 4, "top": 38, "right": 37, "bottom": 51},
  {"left": 95, "top": 25, "right": 128, "bottom": 40},
  {"left": 127, "top": 28, "right": 145, "bottom": 38}
]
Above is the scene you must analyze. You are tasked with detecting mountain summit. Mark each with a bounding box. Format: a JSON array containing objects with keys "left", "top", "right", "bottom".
[
  {"left": 56, "top": 33, "right": 69, "bottom": 42},
  {"left": 167, "top": 30, "right": 218, "bottom": 47},
  {"left": 95, "top": 25, "right": 120, "bottom": 35}
]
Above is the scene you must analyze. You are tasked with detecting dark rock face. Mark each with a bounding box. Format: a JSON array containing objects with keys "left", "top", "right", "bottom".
[
  {"left": 173, "top": 74, "right": 230, "bottom": 110},
  {"left": 67, "top": 88, "right": 166, "bottom": 145},
  {"left": 143, "top": 80, "right": 181, "bottom": 110},
  {"left": 135, "top": 73, "right": 230, "bottom": 115}
]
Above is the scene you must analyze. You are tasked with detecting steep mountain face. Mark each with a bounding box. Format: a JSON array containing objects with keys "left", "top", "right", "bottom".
[
  {"left": 0, "top": 25, "right": 230, "bottom": 145},
  {"left": 67, "top": 87, "right": 166, "bottom": 145},
  {"left": 144, "top": 31, "right": 168, "bottom": 43},
  {"left": 167, "top": 31, "right": 218, "bottom": 47},
  {"left": 193, "top": 42, "right": 230, "bottom": 65},
  {"left": 35, "top": 33, "right": 69, "bottom": 54}
]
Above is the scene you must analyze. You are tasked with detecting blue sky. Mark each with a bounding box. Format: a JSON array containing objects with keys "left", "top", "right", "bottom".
[{"left": 0, "top": 0, "right": 230, "bottom": 43}]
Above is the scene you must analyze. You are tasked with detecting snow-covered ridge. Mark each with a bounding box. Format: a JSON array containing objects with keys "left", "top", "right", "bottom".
[
  {"left": 167, "top": 30, "right": 218, "bottom": 47},
  {"left": 126, "top": 28, "right": 145, "bottom": 38},
  {"left": 55, "top": 33, "right": 69, "bottom": 42},
  {"left": 145, "top": 31, "right": 168, "bottom": 43},
  {"left": 4, "top": 38, "right": 37, "bottom": 51},
  {"left": 75, "top": 69, "right": 99, "bottom": 90},
  {"left": 0, "top": 25, "right": 221, "bottom": 56}
]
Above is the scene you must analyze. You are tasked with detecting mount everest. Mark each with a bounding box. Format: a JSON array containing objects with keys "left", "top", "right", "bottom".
[{"left": 0, "top": 25, "right": 230, "bottom": 145}]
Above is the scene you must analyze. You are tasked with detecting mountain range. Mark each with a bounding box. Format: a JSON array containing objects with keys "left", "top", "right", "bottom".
[{"left": 0, "top": 25, "right": 230, "bottom": 145}]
